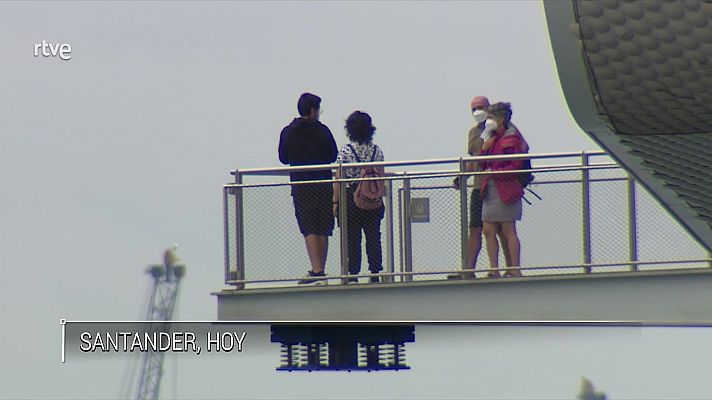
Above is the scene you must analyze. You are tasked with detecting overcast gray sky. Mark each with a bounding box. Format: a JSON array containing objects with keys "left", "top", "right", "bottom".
[{"left": 1, "top": 1, "right": 711, "bottom": 399}]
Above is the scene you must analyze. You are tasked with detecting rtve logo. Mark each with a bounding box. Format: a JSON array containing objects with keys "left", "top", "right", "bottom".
[{"left": 34, "top": 40, "right": 72, "bottom": 61}]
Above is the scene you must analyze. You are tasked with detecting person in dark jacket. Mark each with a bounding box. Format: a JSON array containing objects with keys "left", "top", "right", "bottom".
[{"left": 278, "top": 93, "right": 338, "bottom": 285}]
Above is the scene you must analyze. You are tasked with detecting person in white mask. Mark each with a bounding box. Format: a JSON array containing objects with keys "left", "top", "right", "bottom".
[
  {"left": 479, "top": 102, "right": 527, "bottom": 278},
  {"left": 450, "top": 96, "right": 512, "bottom": 279}
]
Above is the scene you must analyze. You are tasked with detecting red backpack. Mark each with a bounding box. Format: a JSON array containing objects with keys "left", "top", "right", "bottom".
[{"left": 349, "top": 144, "right": 385, "bottom": 209}]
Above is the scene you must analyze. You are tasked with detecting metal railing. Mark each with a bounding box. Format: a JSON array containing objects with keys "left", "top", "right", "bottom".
[{"left": 223, "top": 151, "right": 711, "bottom": 288}]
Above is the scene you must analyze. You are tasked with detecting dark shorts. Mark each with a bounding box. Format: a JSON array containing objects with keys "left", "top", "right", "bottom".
[
  {"left": 469, "top": 188, "right": 483, "bottom": 229},
  {"left": 292, "top": 183, "right": 334, "bottom": 237}
]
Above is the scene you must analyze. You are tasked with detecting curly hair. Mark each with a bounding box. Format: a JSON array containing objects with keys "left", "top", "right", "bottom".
[
  {"left": 487, "top": 102, "right": 513, "bottom": 125},
  {"left": 344, "top": 111, "right": 376, "bottom": 145}
]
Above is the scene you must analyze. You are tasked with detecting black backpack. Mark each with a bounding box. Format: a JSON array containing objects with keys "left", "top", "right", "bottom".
[
  {"left": 518, "top": 158, "right": 534, "bottom": 188},
  {"left": 518, "top": 157, "right": 541, "bottom": 204}
]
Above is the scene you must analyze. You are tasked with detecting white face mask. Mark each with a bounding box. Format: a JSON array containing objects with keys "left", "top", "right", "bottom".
[
  {"left": 484, "top": 118, "right": 498, "bottom": 131},
  {"left": 472, "top": 109, "right": 487, "bottom": 124}
]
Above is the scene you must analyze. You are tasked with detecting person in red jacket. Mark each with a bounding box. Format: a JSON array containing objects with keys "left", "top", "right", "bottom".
[
  {"left": 449, "top": 95, "right": 512, "bottom": 279},
  {"left": 480, "top": 102, "right": 526, "bottom": 277}
]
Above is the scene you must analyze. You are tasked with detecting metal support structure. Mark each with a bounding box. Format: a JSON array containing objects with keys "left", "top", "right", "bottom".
[
  {"left": 234, "top": 170, "right": 245, "bottom": 289},
  {"left": 136, "top": 264, "right": 185, "bottom": 400},
  {"left": 581, "top": 153, "right": 592, "bottom": 273},
  {"left": 384, "top": 180, "right": 395, "bottom": 283},
  {"left": 272, "top": 325, "right": 414, "bottom": 371},
  {"left": 458, "top": 158, "right": 469, "bottom": 272},
  {"left": 338, "top": 163, "right": 349, "bottom": 283},
  {"left": 627, "top": 174, "right": 639, "bottom": 272},
  {"left": 402, "top": 177, "right": 413, "bottom": 283}
]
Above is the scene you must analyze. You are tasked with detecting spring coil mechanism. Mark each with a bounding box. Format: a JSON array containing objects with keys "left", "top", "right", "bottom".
[
  {"left": 280, "top": 343, "right": 328, "bottom": 370},
  {"left": 273, "top": 325, "right": 414, "bottom": 371},
  {"left": 356, "top": 343, "right": 408, "bottom": 370}
]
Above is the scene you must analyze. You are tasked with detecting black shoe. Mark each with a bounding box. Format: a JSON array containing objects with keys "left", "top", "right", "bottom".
[
  {"left": 298, "top": 270, "right": 328, "bottom": 285},
  {"left": 369, "top": 275, "right": 380, "bottom": 283},
  {"left": 447, "top": 272, "right": 476, "bottom": 280},
  {"left": 345, "top": 277, "right": 359, "bottom": 284}
]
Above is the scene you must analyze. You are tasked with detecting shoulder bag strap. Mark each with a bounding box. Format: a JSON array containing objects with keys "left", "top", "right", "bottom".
[{"left": 347, "top": 144, "right": 362, "bottom": 163}]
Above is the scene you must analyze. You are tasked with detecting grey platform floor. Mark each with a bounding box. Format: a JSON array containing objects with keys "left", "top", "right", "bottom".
[{"left": 215, "top": 269, "right": 712, "bottom": 325}]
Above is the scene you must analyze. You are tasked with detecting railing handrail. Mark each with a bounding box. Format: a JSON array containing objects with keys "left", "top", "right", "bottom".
[
  {"left": 224, "top": 162, "right": 622, "bottom": 190},
  {"left": 230, "top": 150, "right": 609, "bottom": 176},
  {"left": 224, "top": 258, "right": 712, "bottom": 285}
]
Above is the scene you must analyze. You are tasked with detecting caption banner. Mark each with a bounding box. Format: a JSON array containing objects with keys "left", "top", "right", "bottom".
[{"left": 61, "top": 320, "right": 250, "bottom": 362}]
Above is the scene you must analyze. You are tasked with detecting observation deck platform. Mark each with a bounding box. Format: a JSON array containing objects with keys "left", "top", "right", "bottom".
[
  {"left": 217, "top": 151, "right": 711, "bottom": 326},
  {"left": 215, "top": 268, "right": 712, "bottom": 325}
]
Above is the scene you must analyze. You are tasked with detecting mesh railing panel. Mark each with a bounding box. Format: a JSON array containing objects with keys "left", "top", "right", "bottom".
[
  {"left": 408, "top": 175, "right": 462, "bottom": 280},
  {"left": 225, "top": 188, "right": 238, "bottom": 281},
  {"left": 242, "top": 183, "right": 343, "bottom": 282},
  {"left": 589, "top": 179, "right": 630, "bottom": 272},
  {"left": 517, "top": 171, "right": 583, "bottom": 276},
  {"left": 635, "top": 183, "right": 709, "bottom": 271}
]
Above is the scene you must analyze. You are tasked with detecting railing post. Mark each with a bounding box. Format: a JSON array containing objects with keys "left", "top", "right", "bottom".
[
  {"left": 403, "top": 176, "right": 413, "bottom": 283},
  {"left": 338, "top": 163, "right": 349, "bottom": 284},
  {"left": 627, "top": 174, "right": 639, "bottom": 272},
  {"left": 581, "top": 153, "right": 592, "bottom": 273},
  {"left": 384, "top": 179, "right": 395, "bottom": 283},
  {"left": 223, "top": 186, "right": 230, "bottom": 284},
  {"left": 459, "top": 158, "right": 469, "bottom": 273},
  {"left": 234, "top": 170, "right": 246, "bottom": 289},
  {"left": 398, "top": 187, "right": 404, "bottom": 282}
]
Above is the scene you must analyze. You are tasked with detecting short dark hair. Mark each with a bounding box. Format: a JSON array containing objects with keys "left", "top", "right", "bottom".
[
  {"left": 487, "top": 102, "right": 513, "bottom": 124},
  {"left": 345, "top": 111, "right": 376, "bottom": 145},
  {"left": 297, "top": 93, "right": 321, "bottom": 117}
]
